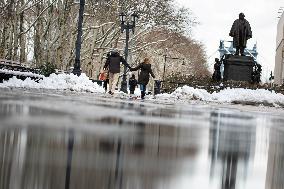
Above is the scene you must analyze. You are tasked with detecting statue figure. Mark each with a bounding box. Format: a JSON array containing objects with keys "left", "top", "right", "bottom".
[{"left": 229, "top": 13, "right": 252, "bottom": 56}]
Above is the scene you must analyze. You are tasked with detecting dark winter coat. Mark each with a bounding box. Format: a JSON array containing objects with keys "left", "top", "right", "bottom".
[
  {"left": 229, "top": 19, "right": 252, "bottom": 48},
  {"left": 104, "top": 53, "right": 129, "bottom": 73},
  {"left": 130, "top": 63, "right": 155, "bottom": 85},
  {"left": 129, "top": 77, "right": 138, "bottom": 91},
  {"left": 212, "top": 63, "right": 221, "bottom": 82}
]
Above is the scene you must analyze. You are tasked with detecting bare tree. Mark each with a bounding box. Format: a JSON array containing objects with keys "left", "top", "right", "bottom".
[{"left": 0, "top": 0, "right": 208, "bottom": 80}]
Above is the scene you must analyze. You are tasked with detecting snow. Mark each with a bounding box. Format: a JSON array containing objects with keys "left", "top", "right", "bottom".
[
  {"left": 155, "top": 86, "right": 211, "bottom": 101},
  {"left": 211, "top": 88, "right": 284, "bottom": 105},
  {"left": 1, "top": 70, "right": 284, "bottom": 107},
  {"left": 0, "top": 73, "right": 105, "bottom": 93},
  {"left": 156, "top": 85, "right": 284, "bottom": 107}
]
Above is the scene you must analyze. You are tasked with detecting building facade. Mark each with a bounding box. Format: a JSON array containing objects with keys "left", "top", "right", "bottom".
[{"left": 274, "top": 12, "right": 284, "bottom": 85}]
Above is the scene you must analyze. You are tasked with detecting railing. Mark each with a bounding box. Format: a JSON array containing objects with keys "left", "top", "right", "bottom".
[
  {"left": 0, "top": 59, "right": 21, "bottom": 66},
  {"left": 0, "top": 59, "right": 38, "bottom": 73},
  {"left": 0, "top": 59, "right": 42, "bottom": 82}
]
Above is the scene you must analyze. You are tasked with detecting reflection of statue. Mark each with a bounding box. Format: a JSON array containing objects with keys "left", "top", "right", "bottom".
[
  {"left": 212, "top": 58, "right": 221, "bottom": 82},
  {"left": 209, "top": 111, "right": 256, "bottom": 189},
  {"left": 229, "top": 13, "right": 252, "bottom": 56}
]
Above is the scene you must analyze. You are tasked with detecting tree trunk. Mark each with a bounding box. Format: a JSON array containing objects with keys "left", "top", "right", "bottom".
[
  {"left": 6, "top": 0, "right": 15, "bottom": 60},
  {"left": 0, "top": 26, "right": 7, "bottom": 58},
  {"left": 12, "top": 0, "right": 20, "bottom": 61},
  {"left": 34, "top": 2, "right": 43, "bottom": 66},
  {"left": 19, "top": 0, "right": 26, "bottom": 63}
]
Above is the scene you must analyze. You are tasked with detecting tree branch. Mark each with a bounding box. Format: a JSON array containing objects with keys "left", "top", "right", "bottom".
[{"left": 20, "top": 0, "right": 56, "bottom": 35}]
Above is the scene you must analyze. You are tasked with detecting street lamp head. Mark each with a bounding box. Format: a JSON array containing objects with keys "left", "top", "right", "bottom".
[
  {"left": 131, "top": 12, "right": 139, "bottom": 25},
  {"left": 119, "top": 12, "right": 126, "bottom": 23},
  {"left": 119, "top": 12, "right": 126, "bottom": 33}
]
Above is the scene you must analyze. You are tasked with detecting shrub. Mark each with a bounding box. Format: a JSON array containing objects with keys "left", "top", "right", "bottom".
[{"left": 39, "top": 62, "right": 56, "bottom": 77}]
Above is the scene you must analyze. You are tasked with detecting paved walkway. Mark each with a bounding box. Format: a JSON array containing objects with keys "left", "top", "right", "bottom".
[{"left": 0, "top": 88, "right": 283, "bottom": 189}]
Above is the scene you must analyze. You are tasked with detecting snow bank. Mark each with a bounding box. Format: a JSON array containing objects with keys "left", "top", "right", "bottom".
[
  {"left": 156, "top": 86, "right": 284, "bottom": 107},
  {"left": 156, "top": 86, "right": 211, "bottom": 101},
  {"left": 0, "top": 73, "right": 105, "bottom": 93},
  {"left": 211, "top": 88, "right": 284, "bottom": 104},
  {"left": 2, "top": 70, "right": 284, "bottom": 107}
]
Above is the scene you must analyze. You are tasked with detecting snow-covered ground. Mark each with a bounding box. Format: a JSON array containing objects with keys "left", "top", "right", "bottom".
[
  {"left": 1, "top": 70, "right": 284, "bottom": 108},
  {"left": 0, "top": 72, "right": 104, "bottom": 93}
]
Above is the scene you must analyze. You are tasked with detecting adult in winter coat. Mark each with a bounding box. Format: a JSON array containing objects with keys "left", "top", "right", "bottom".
[
  {"left": 130, "top": 58, "right": 155, "bottom": 99},
  {"left": 229, "top": 13, "right": 252, "bottom": 56},
  {"left": 103, "top": 49, "right": 130, "bottom": 95},
  {"left": 212, "top": 58, "right": 221, "bottom": 82}
]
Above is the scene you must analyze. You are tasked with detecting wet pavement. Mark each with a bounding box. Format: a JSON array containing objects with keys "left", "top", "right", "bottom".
[{"left": 0, "top": 88, "right": 284, "bottom": 189}]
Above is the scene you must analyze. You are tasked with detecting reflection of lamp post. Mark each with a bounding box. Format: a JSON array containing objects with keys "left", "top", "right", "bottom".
[
  {"left": 65, "top": 129, "right": 74, "bottom": 189},
  {"left": 119, "top": 12, "right": 139, "bottom": 93},
  {"left": 72, "top": 0, "right": 85, "bottom": 76}
]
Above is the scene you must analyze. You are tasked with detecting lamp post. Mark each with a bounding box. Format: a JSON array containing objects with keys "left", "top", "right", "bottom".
[
  {"left": 163, "top": 52, "right": 185, "bottom": 81},
  {"left": 119, "top": 12, "right": 139, "bottom": 93},
  {"left": 72, "top": 0, "right": 85, "bottom": 76}
]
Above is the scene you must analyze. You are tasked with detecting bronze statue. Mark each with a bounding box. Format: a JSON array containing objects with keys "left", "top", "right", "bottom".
[{"left": 229, "top": 13, "right": 252, "bottom": 56}]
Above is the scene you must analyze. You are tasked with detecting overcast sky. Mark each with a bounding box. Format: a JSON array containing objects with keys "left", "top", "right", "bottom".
[{"left": 176, "top": 0, "right": 283, "bottom": 79}]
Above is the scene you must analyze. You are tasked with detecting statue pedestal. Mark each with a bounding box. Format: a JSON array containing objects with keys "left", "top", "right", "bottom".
[{"left": 223, "top": 55, "right": 255, "bottom": 82}]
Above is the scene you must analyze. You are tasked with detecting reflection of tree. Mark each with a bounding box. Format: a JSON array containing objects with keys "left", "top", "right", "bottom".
[
  {"left": 0, "top": 107, "right": 201, "bottom": 189},
  {"left": 265, "top": 121, "right": 284, "bottom": 189},
  {"left": 209, "top": 111, "right": 256, "bottom": 189},
  {"left": 0, "top": 129, "right": 27, "bottom": 189}
]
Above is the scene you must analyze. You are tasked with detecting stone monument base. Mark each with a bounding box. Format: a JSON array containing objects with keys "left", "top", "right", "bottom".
[{"left": 223, "top": 55, "right": 255, "bottom": 82}]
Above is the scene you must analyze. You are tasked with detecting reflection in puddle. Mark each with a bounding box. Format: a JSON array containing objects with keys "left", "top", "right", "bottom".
[
  {"left": 209, "top": 112, "right": 256, "bottom": 189},
  {"left": 0, "top": 90, "right": 283, "bottom": 189}
]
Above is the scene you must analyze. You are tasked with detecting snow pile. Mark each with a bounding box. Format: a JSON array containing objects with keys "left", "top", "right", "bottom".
[
  {"left": 0, "top": 69, "right": 43, "bottom": 78},
  {"left": 211, "top": 88, "right": 284, "bottom": 105},
  {"left": 156, "top": 86, "right": 284, "bottom": 106},
  {"left": 156, "top": 86, "right": 211, "bottom": 101},
  {"left": 2, "top": 71, "right": 284, "bottom": 107},
  {"left": 0, "top": 73, "right": 105, "bottom": 93}
]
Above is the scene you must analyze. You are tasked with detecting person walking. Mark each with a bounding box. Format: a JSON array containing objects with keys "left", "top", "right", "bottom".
[
  {"left": 103, "top": 49, "right": 130, "bottom": 95},
  {"left": 130, "top": 58, "right": 155, "bottom": 99},
  {"left": 129, "top": 74, "right": 138, "bottom": 95},
  {"left": 212, "top": 58, "right": 221, "bottom": 82}
]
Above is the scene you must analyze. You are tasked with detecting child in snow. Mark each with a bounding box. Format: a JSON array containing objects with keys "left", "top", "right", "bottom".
[{"left": 129, "top": 74, "right": 138, "bottom": 95}]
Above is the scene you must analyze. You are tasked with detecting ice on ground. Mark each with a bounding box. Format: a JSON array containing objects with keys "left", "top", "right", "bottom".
[{"left": 0, "top": 73, "right": 104, "bottom": 93}]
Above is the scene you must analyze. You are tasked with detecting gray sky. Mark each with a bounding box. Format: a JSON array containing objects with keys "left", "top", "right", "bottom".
[{"left": 176, "top": 0, "right": 283, "bottom": 80}]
